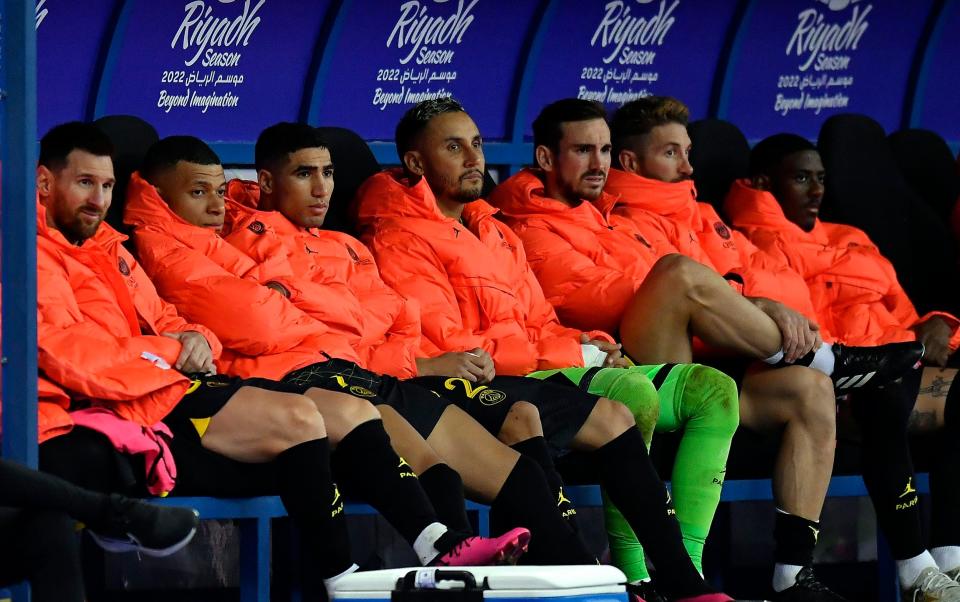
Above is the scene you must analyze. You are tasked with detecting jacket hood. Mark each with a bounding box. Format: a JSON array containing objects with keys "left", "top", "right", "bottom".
[
  {"left": 724, "top": 179, "right": 829, "bottom": 245},
  {"left": 490, "top": 168, "right": 619, "bottom": 227},
  {"left": 605, "top": 168, "right": 698, "bottom": 221},
  {"left": 226, "top": 179, "right": 261, "bottom": 210},
  {"left": 355, "top": 168, "right": 498, "bottom": 227},
  {"left": 124, "top": 171, "right": 209, "bottom": 239}
]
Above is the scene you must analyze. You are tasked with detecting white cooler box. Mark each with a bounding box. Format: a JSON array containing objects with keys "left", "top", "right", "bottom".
[{"left": 332, "top": 565, "right": 627, "bottom": 602}]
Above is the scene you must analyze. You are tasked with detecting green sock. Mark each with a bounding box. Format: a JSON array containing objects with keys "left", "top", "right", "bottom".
[
  {"left": 528, "top": 366, "right": 659, "bottom": 582},
  {"left": 634, "top": 363, "right": 740, "bottom": 572},
  {"left": 528, "top": 364, "right": 739, "bottom": 576}
]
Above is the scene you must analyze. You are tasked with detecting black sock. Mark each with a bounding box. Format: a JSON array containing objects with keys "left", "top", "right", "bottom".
[
  {"left": 491, "top": 455, "right": 595, "bottom": 564},
  {"left": 0, "top": 457, "right": 113, "bottom": 525},
  {"left": 773, "top": 511, "right": 818, "bottom": 567},
  {"left": 511, "top": 437, "right": 578, "bottom": 526},
  {"left": 851, "top": 382, "right": 925, "bottom": 559},
  {"left": 418, "top": 464, "right": 471, "bottom": 533},
  {"left": 932, "top": 376, "right": 960, "bottom": 548},
  {"left": 591, "top": 428, "right": 711, "bottom": 599},
  {"left": 275, "top": 438, "right": 351, "bottom": 601},
  {"left": 331, "top": 420, "right": 440, "bottom": 544}
]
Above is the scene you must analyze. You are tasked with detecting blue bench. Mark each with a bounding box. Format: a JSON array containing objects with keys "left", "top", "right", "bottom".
[{"left": 3, "top": 475, "right": 927, "bottom": 601}]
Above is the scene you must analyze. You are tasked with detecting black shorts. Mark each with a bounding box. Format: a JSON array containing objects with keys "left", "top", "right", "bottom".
[
  {"left": 282, "top": 359, "right": 455, "bottom": 439},
  {"left": 163, "top": 373, "right": 298, "bottom": 442},
  {"left": 411, "top": 375, "right": 600, "bottom": 457}
]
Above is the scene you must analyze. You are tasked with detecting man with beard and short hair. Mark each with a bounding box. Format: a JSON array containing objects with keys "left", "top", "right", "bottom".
[
  {"left": 37, "top": 123, "right": 528, "bottom": 602},
  {"left": 354, "top": 97, "right": 757, "bottom": 602},
  {"left": 723, "top": 133, "right": 960, "bottom": 601},
  {"left": 488, "top": 98, "right": 926, "bottom": 602}
]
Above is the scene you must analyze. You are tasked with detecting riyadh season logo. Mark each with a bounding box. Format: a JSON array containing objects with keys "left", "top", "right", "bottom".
[
  {"left": 387, "top": 0, "right": 479, "bottom": 65},
  {"left": 591, "top": 0, "right": 679, "bottom": 65},
  {"left": 172, "top": 0, "right": 266, "bottom": 67},
  {"left": 787, "top": 0, "right": 871, "bottom": 72}
]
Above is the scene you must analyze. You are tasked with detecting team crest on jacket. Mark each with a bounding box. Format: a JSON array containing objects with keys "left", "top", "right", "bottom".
[
  {"left": 248, "top": 221, "right": 265, "bottom": 234},
  {"left": 117, "top": 256, "right": 131, "bottom": 276},
  {"left": 713, "top": 222, "right": 731, "bottom": 240}
]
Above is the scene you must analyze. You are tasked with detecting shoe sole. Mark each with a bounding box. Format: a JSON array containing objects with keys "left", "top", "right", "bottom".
[
  {"left": 491, "top": 531, "right": 531, "bottom": 565},
  {"left": 88, "top": 525, "right": 198, "bottom": 558}
]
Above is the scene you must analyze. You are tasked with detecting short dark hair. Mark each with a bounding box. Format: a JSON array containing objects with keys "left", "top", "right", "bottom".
[
  {"left": 749, "top": 133, "right": 817, "bottom": 177},
  {"left": 39, "top": 122, "right": 114, "bottom": 171},
  {"left": 255, "top": 122, "right": 329, "bottom": 172},
  {"left": 395, "top": 97, "right": 465, "bottom": 161},
  {"left": 141, "top": 136, "right": 221, "bottom": 184},
  {"left": 610, "top": 96, "right": 689, "bottom": 162},
  {"left": 532, "top": 99, "right": 607, "bottom": 159}
]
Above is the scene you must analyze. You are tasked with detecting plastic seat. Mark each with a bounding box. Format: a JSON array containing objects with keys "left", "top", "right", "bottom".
[
  {"left": 94, "top": 115, "right": 159, "bottom": 235},
  {"left": 889, "top": 128, "right": 960, "bottom": 224},
  {"left": 687, "top": 118, "right": 750, "bottom": 218},
  {"left": 313, "top": 126, "right": 381, "bottom": 235},
  {"left": 818, "top": 114, "right": 960, "bottom": 315}
]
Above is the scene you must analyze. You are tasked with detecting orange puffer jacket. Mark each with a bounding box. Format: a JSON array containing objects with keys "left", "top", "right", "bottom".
[
  {"left": 489, "top": 169, "right": 662, "bottom": 335},
  {"left": 0, "top": 377, "right": 76, "bottom": 443},
  {"left": 37, "top": 201, "right": 216, "bottom": 427},
  {"left": 355, "top": 169, "right": 613, "bottom": 376},
  {"left": 123, "top": 173, "right": 352, "bottom": 379},
  {"left": 604, "top": 168, "right": 822, "bottom": 326},
  {"left": 725, "top": 179, "right": 960, "bottom": 349},
  {"left": 224, "top": 180, "right": 422, "bottom": 379}
]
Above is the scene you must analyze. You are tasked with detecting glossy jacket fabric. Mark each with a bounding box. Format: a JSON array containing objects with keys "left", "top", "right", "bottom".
[
  {"left": 354, "top": 169, "right": 613, "bottom": 376},
  {"left": 123, "top": 173, "right": 351, "bottom": 380},
  {"left": 725, "top": 179, "right": 960, "bottom": 348},
  {"left": 37, "top": 201, "right": 215, "bottom": 427},
  {"left": 604, "top": 168, "right": 821, "bottom": 324},
  {"left": 224, "top": 180, "right": 421, "bottom": 378},
  {"left": 489, "top": 168, "right": 661, "bottom": 335}
]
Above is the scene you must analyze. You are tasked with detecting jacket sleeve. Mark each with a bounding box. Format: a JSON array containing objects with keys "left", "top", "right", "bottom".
[
  {"left": 515, "top": 223, "right": 642, "bottom": 336},
  {"left": 134, "top": 231, "right": 338, "bottom": 357},
  {"left": 349, "top": 244, "right": 423, "bottom": 378},
  {"left": 368, "top": 227, "right": 543, "bottom": 375},
  {"left": 37, "top": 247, "right": 188, "bottom": 416}
]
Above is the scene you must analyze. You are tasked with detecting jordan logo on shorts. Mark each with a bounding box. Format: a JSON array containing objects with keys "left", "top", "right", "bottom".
[{"left": 398, "top": 457, "right": 416, "bottom": 478}]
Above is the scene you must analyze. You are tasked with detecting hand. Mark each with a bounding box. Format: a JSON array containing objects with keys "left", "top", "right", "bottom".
[
  {"left": 416, "top": 348, "right": 495, "bottom": 383},
  {"left": 750, "top": 297, "right": 822, "bottom": 363},
  {"left": 580, "top": 334, "right": 629, "bottom": 368},
  {"left": 162, "top": 331, "right": 217, "bottom": 375},
  {"left": 913, "top": 316, "right": 953, "bottom": 367}
]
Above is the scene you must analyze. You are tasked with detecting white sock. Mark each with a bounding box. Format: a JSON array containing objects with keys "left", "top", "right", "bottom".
[
  {"left": 763, "top": 349, "right": 785, "bottom": 365},
  {"left": 931, "top": 546, "right": 960, "bottom": 574},
  {"left": 772, "top": 563, "right": 804, "bottom": 592},
  {"left": 806, "top": 343, "right": 836, "bottom": 375},
  {"left": 324, "top": 563, "right": 359, "bottom": 597},
  {"left": 897, "top": 550, "right": 938, "bottom": 588},
  {"left": 413, "top": 522, "right": 449, "bottom": 565}
]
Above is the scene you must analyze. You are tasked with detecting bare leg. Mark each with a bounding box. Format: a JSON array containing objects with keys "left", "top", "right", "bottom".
[
  {"left": 740, "top": 365, "right": 836, "bottom": 520},
  {"left": 620, "top": 254, "right": 784, "bottom": 364},
  {"left": 377, "top": 405, "right": 519, "bottom": 502},
  {"left": 908, "top": 367, "right": 958, "bottom": 432},
  {"left": 303, "top": 387, "right": 382, "bottom": 447},
  {"left": 202, "top": 388, "right": 326, "bottom": 462}
]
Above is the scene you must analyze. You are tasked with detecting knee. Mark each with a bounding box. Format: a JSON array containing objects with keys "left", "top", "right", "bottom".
[
  {"left": 334, "top": 392, "right": 382, "bottom": 427},
  {"left": 686, "top": 365, "right": 740, "bottom": 433},
  {"left": 791, "top": 370, "right": 836, "bottom": 441},
  {"left": 592, "top": 397, "right": 637, "bottom": 439},
  {"left": 498, "top": 401, "right": 544, "bottom": 445},
  {"left": 649, "top": 254, "right": 710, "bottom": 302},
  {"left": 273, "top": 395, "right": 327, "bottom": 448},
  {"left": 603, "top": 370, "right": 660, "bottom": 434}
]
